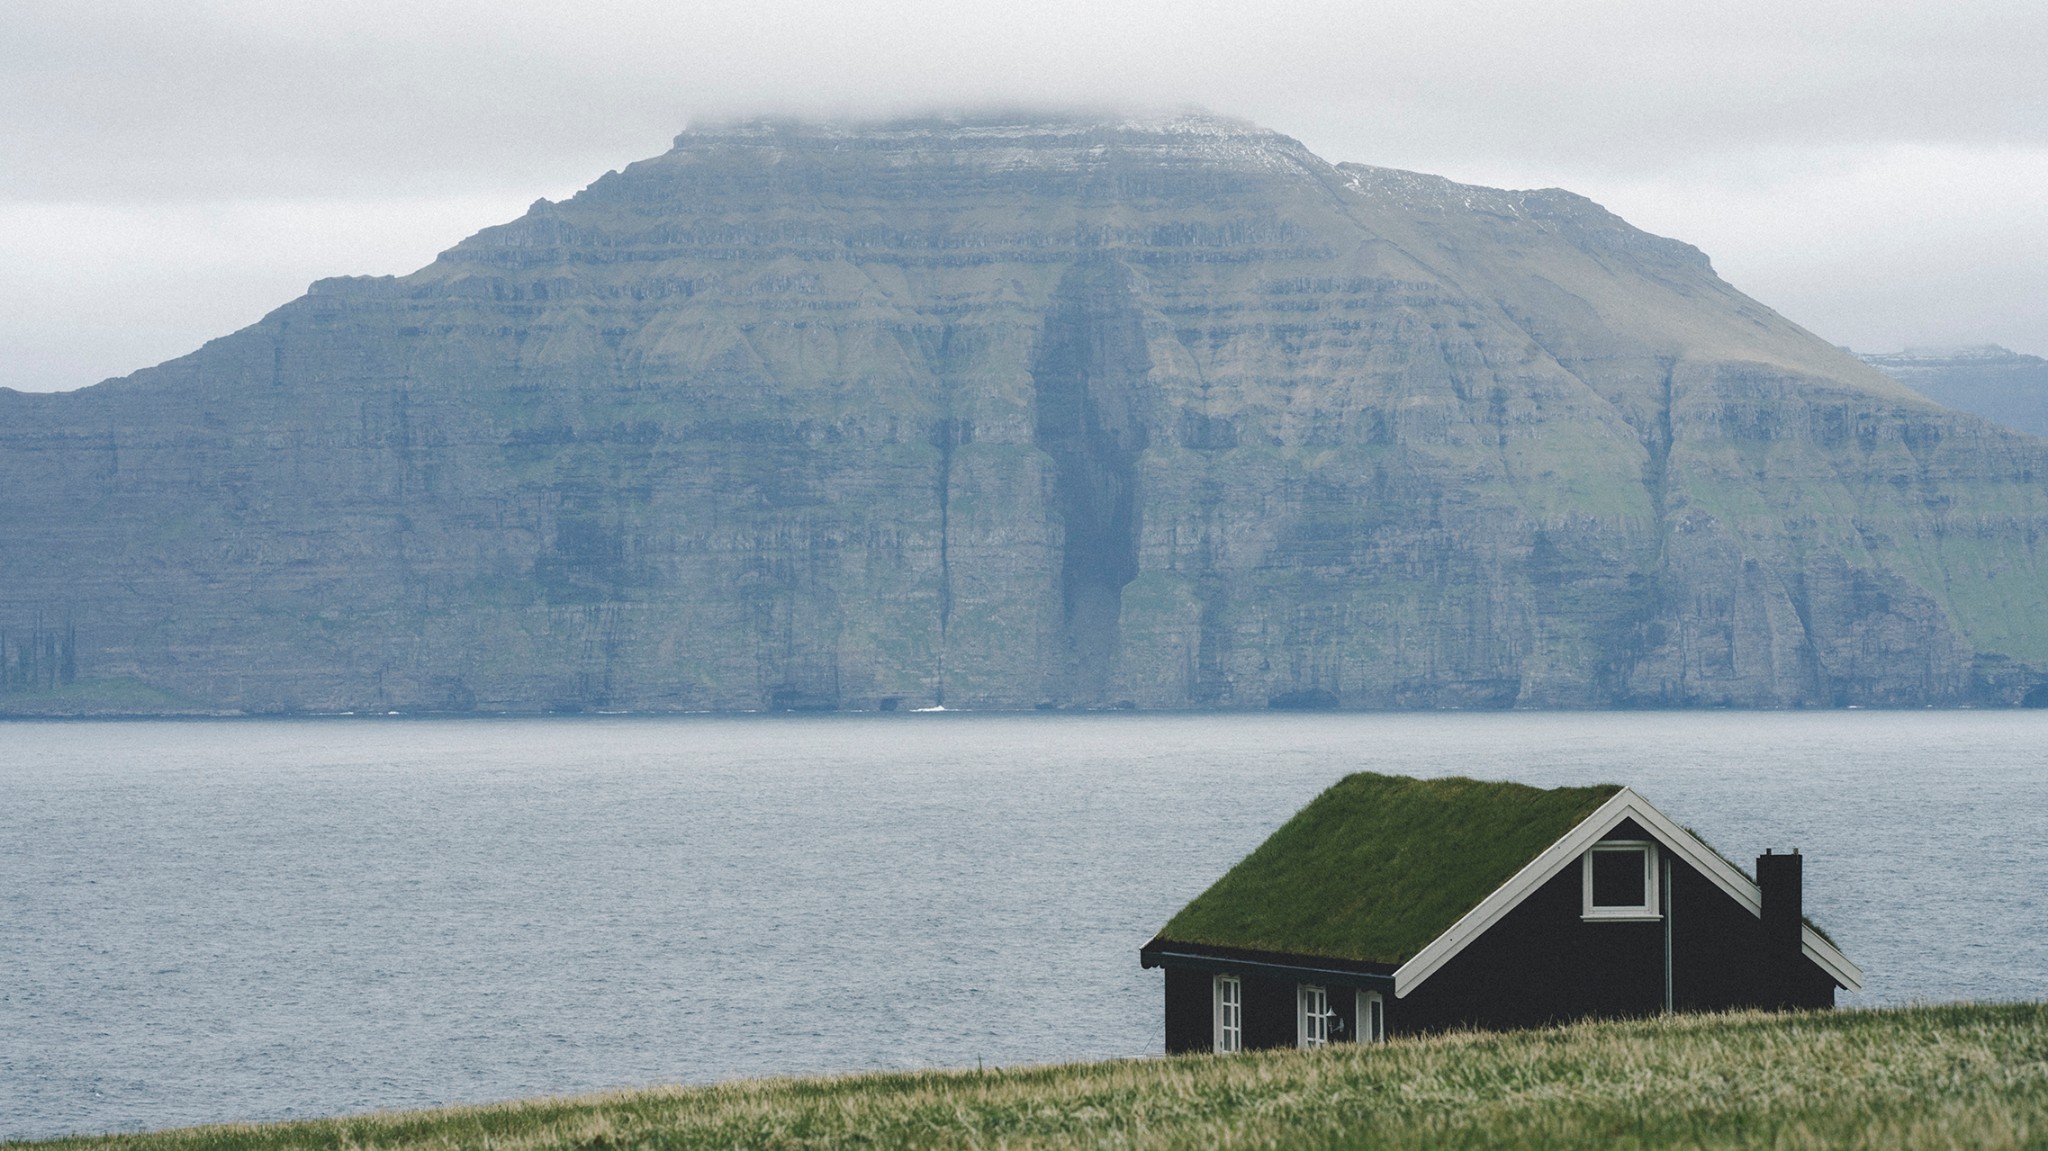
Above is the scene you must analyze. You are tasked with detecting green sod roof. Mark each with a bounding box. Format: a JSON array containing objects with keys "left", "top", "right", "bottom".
[{"left": 1158, "top": 773, "right": 1623, "bottom": 966}]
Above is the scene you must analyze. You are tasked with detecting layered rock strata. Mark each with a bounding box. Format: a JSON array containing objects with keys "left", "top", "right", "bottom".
[{"left": 5, "top": 115, "right": 2048, "bottom": 712}]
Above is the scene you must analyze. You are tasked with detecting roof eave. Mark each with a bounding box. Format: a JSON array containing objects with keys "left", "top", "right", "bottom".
[{"left": 1140, "top": 935, "right": 1398, "bottom": 990}]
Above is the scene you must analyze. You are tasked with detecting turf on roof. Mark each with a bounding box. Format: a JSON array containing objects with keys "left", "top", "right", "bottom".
[{"left": 1158, "top": 773, "right": 1622, "bottom": 966}]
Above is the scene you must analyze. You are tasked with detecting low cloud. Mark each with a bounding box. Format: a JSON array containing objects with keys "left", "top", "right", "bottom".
[{"left": 4, "top": 0, "right": 2044, "bottom": 389}]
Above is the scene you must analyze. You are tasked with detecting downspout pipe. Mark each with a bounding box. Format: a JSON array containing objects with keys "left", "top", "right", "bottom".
[{"left": 1662, "top": 850, "right": 1674, "bottom": 1012}]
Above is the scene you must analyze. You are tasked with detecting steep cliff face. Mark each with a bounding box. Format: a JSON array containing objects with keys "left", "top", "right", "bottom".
[{"left": 4, "top": 114, "right": 2047, "bottom": 713}]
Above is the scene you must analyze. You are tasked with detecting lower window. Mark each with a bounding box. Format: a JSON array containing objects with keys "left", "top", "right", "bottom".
[
  {"left": 1298, "top": 984, "right": 1332, "bottom": 1048},
  {"left": 1213, "top": 974, "right": 1241, "bottom": 1053},
  {"left": 1357, "top": 990, "right": 1385, "bottom": 1044}
]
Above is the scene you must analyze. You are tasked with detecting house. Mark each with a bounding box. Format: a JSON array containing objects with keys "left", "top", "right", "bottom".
[{"left": 1139, "top": 773, "right": 1861, "bottom": 1052}]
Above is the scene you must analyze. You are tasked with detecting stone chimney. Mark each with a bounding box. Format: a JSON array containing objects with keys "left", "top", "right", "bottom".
[{"left": 1756, "top": 848, "right": 1803, "bottom": 1008}]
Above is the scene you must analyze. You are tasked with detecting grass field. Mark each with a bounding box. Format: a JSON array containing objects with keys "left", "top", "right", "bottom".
[{"left": 16, "top": 1004, "right": 2048, "bottom": 1151}]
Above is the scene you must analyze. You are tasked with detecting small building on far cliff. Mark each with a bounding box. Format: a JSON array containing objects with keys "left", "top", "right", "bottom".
[{"left": 1140, "top": 774, "right": 1861, "bottom": 1052}]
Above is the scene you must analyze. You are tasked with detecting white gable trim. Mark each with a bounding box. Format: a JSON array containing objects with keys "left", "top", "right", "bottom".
[{"left": 1391, "top": 788, "right": 1863, "bottom": 997}]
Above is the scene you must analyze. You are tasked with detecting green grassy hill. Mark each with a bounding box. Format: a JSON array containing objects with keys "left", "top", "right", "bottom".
[{"left": 19, "top": 1004, "right": 2048, "bottom": 1151}]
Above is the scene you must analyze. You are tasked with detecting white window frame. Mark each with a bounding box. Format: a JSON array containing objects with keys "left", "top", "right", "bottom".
[
  {"left": 1583, "top": 840, "right": 1661, "bottom": 920},
  {"left": 1297, "top": 984, "right": 1332, "bottom": 1049},
  {"left": 1213, "top": 974, "right": 1242, "bottom": 1053},
  {"left": 1357, "top": 989, "right": 1385, "bottom": 1044}
]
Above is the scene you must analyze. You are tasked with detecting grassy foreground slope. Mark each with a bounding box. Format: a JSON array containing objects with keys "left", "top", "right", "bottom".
[{"left": 20, "top": 1005, "right": 2048, "bottom": 1151}]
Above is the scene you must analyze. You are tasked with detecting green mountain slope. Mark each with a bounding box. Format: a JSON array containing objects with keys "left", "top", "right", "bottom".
[{"left": 4, "top": 114, "right": 2046, "bottom": 712}]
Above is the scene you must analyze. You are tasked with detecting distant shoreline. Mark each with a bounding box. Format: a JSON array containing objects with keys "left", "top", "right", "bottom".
[{"left": 5, "top": 701, "right": 2047, "bottom": 721}]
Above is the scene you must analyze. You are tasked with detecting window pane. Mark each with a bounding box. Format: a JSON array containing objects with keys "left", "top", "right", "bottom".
[
  {"left": 1300, "top": 985, "right": 1329, "bottom": 1048},
  {"left": 1217, "top": 976, "right": 1240, "bottom": 1053},
  {"left": 1591, "top": 848, "right": 1647, "bottom": 906}
]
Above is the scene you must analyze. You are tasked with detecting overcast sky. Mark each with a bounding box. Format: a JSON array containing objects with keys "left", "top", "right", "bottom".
[{"left": 4, "top": 0, "right": 2044, "bottom": 391}]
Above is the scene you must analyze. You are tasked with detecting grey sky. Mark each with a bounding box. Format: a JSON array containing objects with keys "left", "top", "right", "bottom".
[{"left": 5, "top": 0, "right": 2044, "bottom": 391}]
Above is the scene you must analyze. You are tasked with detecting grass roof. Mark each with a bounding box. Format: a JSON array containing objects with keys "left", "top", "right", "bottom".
[{"left": 1158, "top": 773, "right": 1622, "bottom": 965}]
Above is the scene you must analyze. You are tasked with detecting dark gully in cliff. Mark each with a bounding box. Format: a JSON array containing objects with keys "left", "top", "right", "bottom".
[
  {"left": 4, "top": 114, "right": 2048, "bottom": 714},
  {"left": 1033, "top": 257, "right": 1153, "bottom": 706}
]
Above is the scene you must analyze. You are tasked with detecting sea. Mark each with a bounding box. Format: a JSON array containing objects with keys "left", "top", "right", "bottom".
[{"left": 3, "top": 711, "right": 2045, "bottom": 1139}]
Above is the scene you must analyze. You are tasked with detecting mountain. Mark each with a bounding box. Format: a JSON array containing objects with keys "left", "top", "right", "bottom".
[
  {"left": 5, "top": 113, "right": 2048, "bottom": 714},
  {"left": 1859, "top": 346, "right": 2048, "bottom": 439}
]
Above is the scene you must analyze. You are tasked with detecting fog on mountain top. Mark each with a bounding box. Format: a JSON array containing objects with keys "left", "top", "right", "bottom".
[{"left": 1, "top": 0, "right": 2044, "bottom": 392}]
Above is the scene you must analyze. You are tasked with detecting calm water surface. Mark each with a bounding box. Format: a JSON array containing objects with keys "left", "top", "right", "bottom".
[{"left": 3, "top": 712, "right": 2045, "bottom": 1137}]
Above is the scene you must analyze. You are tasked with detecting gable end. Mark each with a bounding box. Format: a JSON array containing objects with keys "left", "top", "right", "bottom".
[{"left": 1392, "top": 789, "right": 1863, "bottom": 997}]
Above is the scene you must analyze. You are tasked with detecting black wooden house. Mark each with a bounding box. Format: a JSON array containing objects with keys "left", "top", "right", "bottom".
[{"left": 1140, "top": 774, "right": 1861, "bottom": 1052}]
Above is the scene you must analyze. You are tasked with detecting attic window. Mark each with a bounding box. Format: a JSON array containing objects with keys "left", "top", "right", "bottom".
[{"left": 1583, "top": 841, "right": 1660, "bottom": 920}]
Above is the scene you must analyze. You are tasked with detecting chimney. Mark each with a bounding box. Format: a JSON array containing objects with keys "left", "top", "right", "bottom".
[{"left": 1756, "top": 848, "right": 1803, "bottom": 1008}]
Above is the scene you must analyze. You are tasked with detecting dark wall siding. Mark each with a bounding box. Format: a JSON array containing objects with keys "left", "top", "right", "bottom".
[
  {"left": 1796, "top": 956, "right": 1839, "bottom": 1007},
  {"left": 1672, "top": 860, "right": 1742, "bottom": 1008},
  {"left": 1160, "top": 965, "right": 1381, "bottom": 1053},
  {"left": 1669, "top": 856, "right": 1833, "bottom": 1010},
  {"left": 1397, "top": 852, "right": 1665, "bottom": 1034},
  {"left": 1244, "top": 973, "right": 1299, "bottom": 1050},
  {"left": 1672, "top": 860, "right": 1758, "bottom": 1009},
  {"left": 1396, "top": 843, "right": 1834, "bottom": 1035},
  {"left": 1164, "top": 966, "right": 1212, "bottom": 1054}
]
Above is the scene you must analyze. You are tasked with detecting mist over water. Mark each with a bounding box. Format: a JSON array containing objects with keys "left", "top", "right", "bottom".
[{"left": 3, "top": 712, "right": 2043, "bottom": 1138}]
